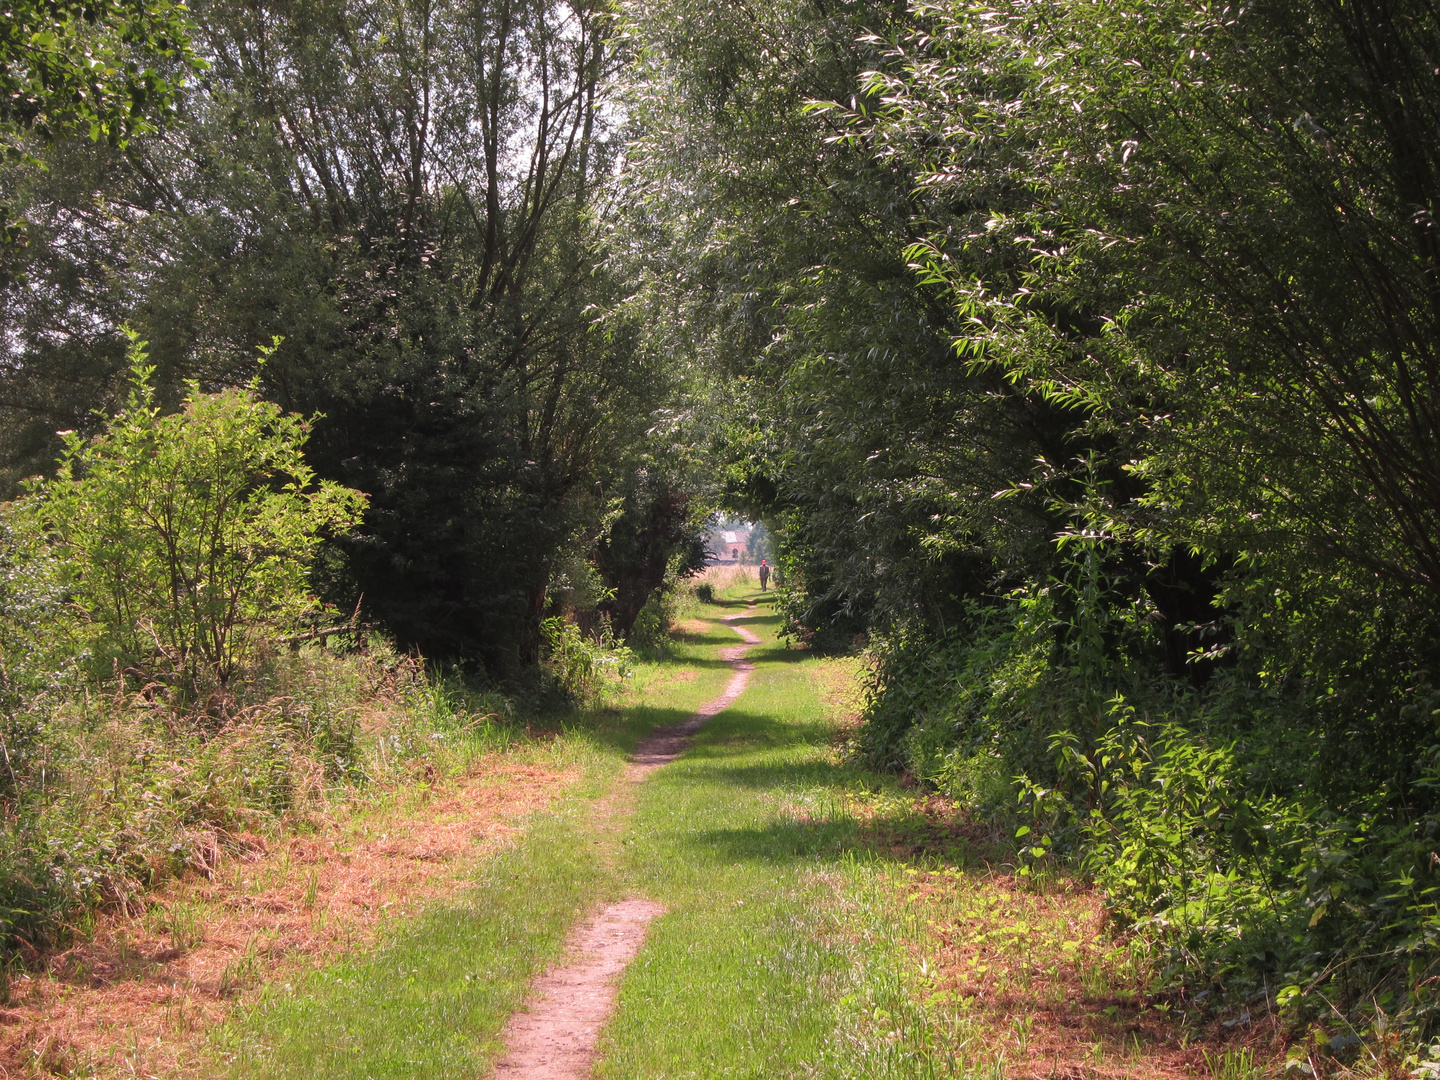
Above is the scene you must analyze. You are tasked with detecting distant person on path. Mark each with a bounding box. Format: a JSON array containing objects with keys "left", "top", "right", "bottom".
[{"left": 758, "top": 559, "right": 770, "bottom": 590}]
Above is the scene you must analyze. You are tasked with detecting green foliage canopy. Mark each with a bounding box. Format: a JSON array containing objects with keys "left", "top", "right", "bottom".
[
  {"left": 0, "top": 0, "right": 199, "bottom": 144},
  {"left": 862, "top": 0, "right": 1440, "bottom": 595},
  {"left": 614, "top": 0, "right": 1066, "bottom": 637},
  {"left": 0, "top": 0, "right": 694, "bottom": 670}
]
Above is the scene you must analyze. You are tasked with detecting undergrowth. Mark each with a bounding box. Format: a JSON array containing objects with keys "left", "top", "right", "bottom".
[
  {"left": 0, "top": 638, "right": 520, "bottom": 955},
  {"left": 0, "top": 337, "right": 623, "bottom": 962},
  {"left": 852, "top": 536, "right": 1440, "bottom": 1075}
]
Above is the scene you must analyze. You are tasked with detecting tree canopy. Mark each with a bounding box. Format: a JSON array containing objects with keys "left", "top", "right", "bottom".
[
  {"left": 9, "top": 0, "right": 1440, "bottom": 1043},
  {"left": 0, "top": 0, "right": 199, "bottom": 144}
]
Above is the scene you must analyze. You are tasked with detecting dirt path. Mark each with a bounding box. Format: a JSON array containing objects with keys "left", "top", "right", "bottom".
[
  {"left": 490, "top": 607, "right": 762, "bottom": 1080},
  {"left": 628, "top": 610, "right": 761, "bottom": 777}
]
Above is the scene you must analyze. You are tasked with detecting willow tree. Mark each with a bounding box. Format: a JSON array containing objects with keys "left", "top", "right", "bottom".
[
  {"left": 612, "top": 0, "right": 1065, "bottom": 643},
  {"left": 2, "top": 0, "right": 677, "bottom": 668}
]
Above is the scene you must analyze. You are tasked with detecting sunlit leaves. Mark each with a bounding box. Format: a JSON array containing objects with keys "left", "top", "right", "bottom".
[{"left": 13, "top": 334, "right": 366, "bottom": 691}]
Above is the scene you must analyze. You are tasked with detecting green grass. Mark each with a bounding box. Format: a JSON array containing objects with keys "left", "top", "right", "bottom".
[
  {"left": 598, "top": 591, "right": 939, "bottom": 1079},
  {"left": 216, "top": 625, "right": 736, "bottom": 1078},
  {"left": 217, "top": 586, "right": 939, "bottom": 1079},
  {"left": 215, "top": 584, "right": 1299, "bottom": 1080},
  {"left": 220, "top": 781, "right": 611, "bottom": 1076}
]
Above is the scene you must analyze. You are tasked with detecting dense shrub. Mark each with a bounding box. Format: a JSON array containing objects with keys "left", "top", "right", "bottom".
[
  {"left": 857, "top": 547, "right": 1440, "bottom": 1039},
  {"left": 8, "top": 335, "right": 366, "bottom": 699},
  {"left": 539, "top": 615, "right": 635, "bottom": 707}
]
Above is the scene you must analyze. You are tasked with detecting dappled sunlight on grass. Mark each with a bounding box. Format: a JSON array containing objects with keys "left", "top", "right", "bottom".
[
  {"left": 886, "top": 866, "right": 1227, "bottom": 1079},
  {"left": 76, "top": 578, "right": 1303, "bottom": 1080}
]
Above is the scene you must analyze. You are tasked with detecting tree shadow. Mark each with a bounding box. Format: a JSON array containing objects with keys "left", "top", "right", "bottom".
[
  {"left": 667, "top": 627, "right": 751, "bottom": 648},
  {"left": 700, "top": 597, "right": 753, "bottom": 611},
  {"left": 684, "top": 811, "right": 993, "bottom": 870},
  {"left": 745, "top": 645, "right": 815, "bottom": 665},
  {"left": 549, "top": 704, "right": 705, "bottom": 758},
  {"left": 681, "top": 713, "right": 839, "bottom": 771},
  {"left": 661, "top": 710, "right": 1002, "bottom": 869},
  {"left": 647, "top": 653, "right": 734, "bottom": 669},
  {"left": 725, "top": 611, "right": 781, "bottom": 628}
]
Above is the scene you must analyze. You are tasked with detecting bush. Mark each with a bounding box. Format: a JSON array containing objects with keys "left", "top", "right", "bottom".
[
  {"left": 540, "top": 615, "right": 635, "bottom": 706},
  {"left": 0, "top": 639, "right": 520, "bottom": 950},
  {"left": 11, "top": 334, "right": 366, "bottom": 698},
  {"left": 628, "top": 587, "right": 676, "bottom": 653},
  {"left": 856, "top": 555, "right": 1440, "bottom": 1039},
  {"left": 0, "top": 336, "right": 518, "bottom": 954},
  {"left": 854, "top": 590, "right": 1070, "bottom": 782}
]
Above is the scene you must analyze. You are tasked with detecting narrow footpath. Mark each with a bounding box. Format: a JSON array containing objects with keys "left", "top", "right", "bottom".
[
  {"left": 492, "top": 607, "right": 763, "bottom": 1080},
  {"left": 222, "top": 588, "right": 1257, "bottom": 1080}
]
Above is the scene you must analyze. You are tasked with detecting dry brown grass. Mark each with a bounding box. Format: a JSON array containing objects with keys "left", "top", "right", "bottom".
[
  {"left": 808, "top": 656, "right": 866, "bottom": 730},
  {"left": 811, "top": 780, "right": 1286, "bottom": 1078},
  {"left": 790, "top": 770, "right": 1303, "bottom": 1079},
  {"left": 795, "top": 660, "right": 1243, "bottom": 1077},
  {"left": 0, "top": 755, "right": 576, "bottom": 1078},
  {"left": 690, "top": 563, "right": 754, "bottom": 591},
  {"left": 895, "top": 864, "right": 1286, "bottom": 1079},
  {"left": 668, "top": 618, "right": 711, "bottom": 641}
]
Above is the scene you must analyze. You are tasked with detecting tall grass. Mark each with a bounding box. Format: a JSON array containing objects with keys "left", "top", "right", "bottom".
[{"left": 0, "top": 637, "right": 519, "bottom": 953}]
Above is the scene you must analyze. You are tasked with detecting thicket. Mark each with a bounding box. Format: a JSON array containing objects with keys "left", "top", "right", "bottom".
[
  {"left": 0, "top": 637, "right": 521, "bottom": 952},
  {"left": 616, "top": 0, "right": 1440, "bottom": 1060},
  {"left": 0, "top": 347, "right": 674, "bottom": 957},
  {"left": 0, "top": 335, "right": 544, "bottom": 952},
  {"left": 0, "top": 0, "right": 712, "bottom": 678}
]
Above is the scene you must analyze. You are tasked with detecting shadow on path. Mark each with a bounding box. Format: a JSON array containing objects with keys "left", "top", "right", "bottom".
[{"left": 490, "top": 606, "right": 764, "bottom": 1080}]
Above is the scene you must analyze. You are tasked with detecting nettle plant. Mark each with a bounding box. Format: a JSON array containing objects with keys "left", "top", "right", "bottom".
[{"left": 18, "top": 334, "right": 367, "bottom": 697}]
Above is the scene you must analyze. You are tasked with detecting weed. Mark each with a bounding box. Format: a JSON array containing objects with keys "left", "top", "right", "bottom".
[
  {"left": 302, "top": 870, "right": 319, "bottom": 911},
  {"left": 0, "top": 637, "right": 521, "bottom": 955},
  {"left": 1204, "top": 1047, "right": 1262, "bottom": 1079},
  {"left": 219, "top": 938, "right": 263, "bottom": 997},
  {"left": 541, "top": 615, "right": 635, "bottom": 706},
  {"left": 156, "top": 902, "right": 203, "bottom": 953},
  {"left": 1011, "top": 1015, "right": 1032, "bottom": 1056}
]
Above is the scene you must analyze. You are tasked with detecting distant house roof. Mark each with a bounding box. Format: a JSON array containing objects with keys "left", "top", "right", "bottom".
[{"left": 706, "top": 527, "right": 753, "bottom": 561}]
